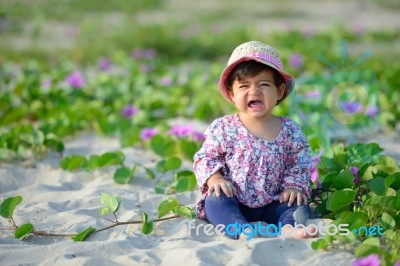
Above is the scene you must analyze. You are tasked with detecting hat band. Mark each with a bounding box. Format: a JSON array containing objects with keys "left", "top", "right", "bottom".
[{"left": 248, "top": 51, "right": 282, "bottom": 70}]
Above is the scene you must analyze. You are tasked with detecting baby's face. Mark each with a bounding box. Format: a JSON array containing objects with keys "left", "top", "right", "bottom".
[{"left": 228, "top": 70, "right": 285, "bottom": 120}]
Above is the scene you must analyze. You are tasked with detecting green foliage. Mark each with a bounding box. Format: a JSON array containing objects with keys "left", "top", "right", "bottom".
[
  {"left": 71, "top": 227, "right": 96, "bottom": 242},
  {"left": 141, "top": 213, "right": 153, "bottom": 235},
  {"left": 158, "top": 197, "right": 195, "bottom": 219},
  {"left": 0, "top": 196, "right": 22, "bottom": 219},
  {"left": 15, "top": 223, "right": 35, "bottom": 239},
  {"left": 100, "top": 193, "right": 121, "bottom": 215},
  {"left": 311, "top": 142, "right": 400, "bottom": 264}
]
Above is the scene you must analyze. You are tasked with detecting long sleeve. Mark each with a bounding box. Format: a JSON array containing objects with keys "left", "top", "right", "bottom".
[
  {"left": 193, "top": 119, "right": 227, "bottom": 195},
  {"left": 282, "top": 126, "right": 312, "bottom": 198}
]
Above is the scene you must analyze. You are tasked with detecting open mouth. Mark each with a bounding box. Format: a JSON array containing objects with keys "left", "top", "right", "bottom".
[{"left": 248, "top": 100, "right": 264, "bottom": 108}]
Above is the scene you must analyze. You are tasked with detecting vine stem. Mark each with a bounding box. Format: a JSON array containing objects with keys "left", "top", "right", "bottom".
[{"left": 1, "top": 215, "right": 181, "bottom": 238}]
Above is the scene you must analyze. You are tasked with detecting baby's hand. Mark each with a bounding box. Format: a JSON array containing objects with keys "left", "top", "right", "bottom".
[
  {"left": 207, "top": 178, "right": 236, "bottom": 197},
  {"left": 279, "top": 188, "right": 307, "bottom": 207}
]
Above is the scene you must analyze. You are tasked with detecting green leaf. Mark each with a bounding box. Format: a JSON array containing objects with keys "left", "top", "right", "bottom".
[
  {"left": 144, "top": 167, "right": 155, "bottom": 179},
  {"left": 85, "top": 155, "right": 99, "bottom": 170},
  {"left": 326, "top": 189, "right": 356, "bottom": 212},
  {"left": 321, "top": 172, "right": 339, "bottom": 189},
  {"left": 141, "top": 212, "right": 153, "bottom": 235},
  {"left": 60, "top": 155, "right": 87, "bottom": 171},
  {"left": 72, "top": 226, "right": 96, "bottom": 241},
  {"left": 164, "top": 157, "right": 182, "bottom": 171},
  {"left": 113, "top": 167, "right": 132, "bottom": 184},
  {"left": 368, "top": 177, "right": 387, "bottom": 196},
  {"left": 100, "top": 207, "right": 110, "bottom": 216},
  {"left": 174, "top": 206, "right": 195, "bottom": 219},
  {"left": 354, "top": 243, "right": 385, "bottom": 257},
  {"left": 97, "top": 151, "right": 125, "bottom": 168},
  {"left": 372, "top": 155, "right": 399, "bottom": 174},
  {"left": 379, "top": 212, "right": 395, "bottom": 230},
  {"left": 333, "top": 170, "right": 354, "bottom": 190},
  {"left": 15, "top": 223, "right": 34, "bottom": 239},
  {"left": 362, "top": 237, "right": 380, "bottom": 247},
  {"left": 155, "top": 160, "right": 167, "bottom": 173},
  {"left": 154, "top": 181, "right": 168, "bottom": 194},
  {"left": 100, "top": 193, "right": 121, "bottom": 213},
  {"left": 174, "top": 173, "right": 197, "bottom": 193},
  {"left": 158, "top": 198, "right": 180, "bottom": 218},
  {"left": 0, "top": 196, "right": 23, "bottom": 219},
  {"left": 311, "top": 238, "right": 328, "bottom": 250},
  {"left": 151, "top": 135, "right": 165, "bottom": 157},
  {"left": 180, "top": 139, "right": 197, "bottom": 161}
]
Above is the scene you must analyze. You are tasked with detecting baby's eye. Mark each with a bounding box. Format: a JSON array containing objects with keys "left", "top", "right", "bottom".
[
  {"left": 239, "top": 85, "right": 248, "bottom": 89},
  {"left": 260, "top": 83, "right": 270, "bottom": 87}
]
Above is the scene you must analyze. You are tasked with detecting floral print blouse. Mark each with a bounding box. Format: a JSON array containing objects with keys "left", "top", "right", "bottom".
[{"left": 193, "top": 113, "right": 312, "bottom": 220}]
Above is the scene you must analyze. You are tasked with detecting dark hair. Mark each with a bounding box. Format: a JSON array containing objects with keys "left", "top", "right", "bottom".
[{"left": 224, "top": 60, "right": 284, "bottom": 92}]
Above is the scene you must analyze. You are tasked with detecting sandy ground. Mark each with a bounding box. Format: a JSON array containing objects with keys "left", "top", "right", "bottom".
[{"left": 0, "top": 133, "right": 359, "bottom": 266}]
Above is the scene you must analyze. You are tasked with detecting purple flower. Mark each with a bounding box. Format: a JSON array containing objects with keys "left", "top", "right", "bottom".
[
  {"left": 340, "top": 101, "right": 362, "bottom": 113},
  {"left": 140, "top": 64, "right": 153, "bottom": 73},
  {"left": 310, "top": 149, "right": 324, "bottom": 183},
  {"left": 305, "top": 90, "right": 321, "bottom": 98},
  {"left": 140, "top": 128, "right": 159, "bottom": 140},
  {"left": 353, "top": 254, "right": 380, "bottom": 266},
  {"left": 41, "top": 79, "right": 52, "bottom": 89},
  {"left": 353, "top": 24, "right": 365, "bottom": 36},
  {"left": 192, "top": 130, "right": 205, "bottom": 142},
  {"left": 289, "top": 53, "right": 304, "bottom": 69},
  {"left": 311, "top": 166, "right": 319, "bottom": 183},
  {"left": 159, "top": 76, "right": 173, "bottom": 86},
  {"left": 366, "top": 105, "right": 378, "bottom": 117},
  {"left": 99, "top": 58, "right": 111, "bottom": 71},
  {"left": 350, "top": 166, "right": 361, "bottom": 184},
  {"left": 131, "top": 49, "right": 157, "bottom": 59},
  {"left": 65, "top": 71, "right": 85, "bottom": 89},
  {"left": 168, "top": 125, "right": 194, "bottom": 138},
  {"left": 395, "top": 260, "right": 400, "bottom": 266},
  {"left": 121, "top": 105, "right": 138, "bottom": 118}
]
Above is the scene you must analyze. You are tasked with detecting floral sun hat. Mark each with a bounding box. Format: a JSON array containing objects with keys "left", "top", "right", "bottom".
[{"left": 218, "top": 41, "right": 295, "bottom": 105}]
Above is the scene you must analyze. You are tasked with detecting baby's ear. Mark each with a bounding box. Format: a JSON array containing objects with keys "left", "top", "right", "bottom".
[{"left": 277, "top": 83, "right": 286, "bottom": 100}]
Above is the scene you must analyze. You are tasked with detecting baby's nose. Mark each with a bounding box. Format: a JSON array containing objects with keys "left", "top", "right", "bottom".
[{"left": 249, "top": 84, "right": 261, "bottom": 94}]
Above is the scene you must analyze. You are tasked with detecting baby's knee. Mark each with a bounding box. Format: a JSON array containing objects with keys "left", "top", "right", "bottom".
[
  {"left": 204, "top": 191, "right": 238, "bottom": 205},
  {"left": 292, "top": 205, "right": 311, "bottom": 224}
]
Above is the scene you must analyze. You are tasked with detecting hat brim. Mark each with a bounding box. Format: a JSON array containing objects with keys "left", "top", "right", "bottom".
[{"left": 218, "top": 57, "right": 294, "bottom": 105}]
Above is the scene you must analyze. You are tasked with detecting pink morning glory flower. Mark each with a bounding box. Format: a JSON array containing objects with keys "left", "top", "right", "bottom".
[
  {"left": 289, "top": 53, "right": 304, "bottom": 69},
  {"left": 140, "top": 128, "right": 159, "bottom": 140},
  {"left": 131, "top": 49, "right": 157, "bottom": 59},
  {"left": 192, "top": 130, "right": 205, "bottom": 142},
  {"left": 350, "top": 166, "right": 361, "bottom": 183},
  {"left": 121, "top": 105, "right": 138, "bottom": 118},
  {"left": 366, "top": 105, "right": 378, "bottom": 117},
  {"left": 353, "top": 24, "right": 365, "bottom": 36},
  {"left": 305, "top": 90, "right": 321, "bottom": 98},
  {"left": 340, "top": 101, "right": 362, "bottom": 113},
  {"left": 99, "top": 58, "right": 111, "bottom": 71},
  {"left": 310, "top": 149, "right": 324, "bottom": 183},
  {"left": 168, "top": 125, "right": 194, "bottom": 138},
  {"left": 159, "top": 76, "right": 173, "bottom": 86},
  {"left": 65, "top": 71, "right": 85, "bottom": 89},
  {"left": 352, "top": 254, "right": 380, "bottom": 266}
]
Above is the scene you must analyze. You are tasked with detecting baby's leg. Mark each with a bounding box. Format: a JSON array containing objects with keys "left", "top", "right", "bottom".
[
  {"left": 204, "top": 191, "right": 249, "bottom": 240},
  {"left": 263, "top": 201, "right": 316, "bottom": 239}
]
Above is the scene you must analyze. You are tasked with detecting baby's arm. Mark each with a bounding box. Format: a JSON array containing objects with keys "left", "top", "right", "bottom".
[
  {"left": 281, "top": 123, "right": 312, "bottom": 205},
  {"left": 193, "top": 119, "right": 234, "bottom": 196}
]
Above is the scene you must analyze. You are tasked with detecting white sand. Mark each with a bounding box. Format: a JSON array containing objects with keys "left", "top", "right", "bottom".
[{"left": 0, "top": 133, "right": 360, "bottom": 266}]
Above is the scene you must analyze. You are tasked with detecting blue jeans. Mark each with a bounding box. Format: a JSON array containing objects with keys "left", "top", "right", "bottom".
[{"left": 204, "top": 191, "right": 311, "bottom": 239}]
